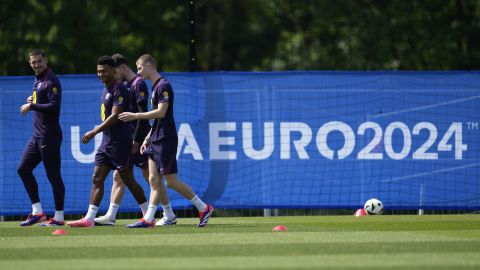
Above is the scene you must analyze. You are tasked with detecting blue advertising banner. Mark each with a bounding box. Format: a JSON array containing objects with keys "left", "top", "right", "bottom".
[{"left": 1, "top": 71, "right": 479, "bottom": 214}]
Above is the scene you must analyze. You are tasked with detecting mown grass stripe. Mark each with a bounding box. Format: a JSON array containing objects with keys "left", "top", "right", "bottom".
[
  {"left": 0, "top": 242, "right": 479, "bottom": 260},
  {"left": 1, "top": 231, "right": 477, "bottom": 249},
  {"left": 2, "top": 216, "right": 480, "bottom": 237},
  {"left": 1, "top": 253, "right": 479, "bottom": 270}
]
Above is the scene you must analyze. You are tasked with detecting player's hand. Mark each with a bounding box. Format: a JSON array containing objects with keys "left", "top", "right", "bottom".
[
  {"left": 118, "top": 112, "right": 136, "bottom": 122},
  {"left": 140, "top": 140, "right": 149, "bottom": 154},
  {"left": 82, "top": 130, "right": 96, "bottom": 144},
  {"left": 20, "top": 103, "right": 31, "bottom": 115},
  {"left": 27, "top": 96, "right": 33, "bottom": 103},
  {"left": 132, "top": 141, "right": 140, "bottom": 154}
]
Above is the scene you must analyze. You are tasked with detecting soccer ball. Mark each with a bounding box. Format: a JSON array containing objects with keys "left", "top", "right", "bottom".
[{"left": 364, "top": 198, "right": 384, "bottom": 215}]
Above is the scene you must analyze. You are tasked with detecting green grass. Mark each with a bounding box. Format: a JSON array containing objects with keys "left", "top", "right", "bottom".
[{"left": 1, "top": 215, "right": 480, "bottom": 269}]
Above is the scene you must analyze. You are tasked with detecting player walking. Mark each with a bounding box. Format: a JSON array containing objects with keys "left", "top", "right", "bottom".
[
  {"left": 68, "top": 56, "right": 148, "bottom": 227},
  {"left": 94, "top": 54, "right": 176, "bottom": 226},
  {"left": 18, "top": 49, "right": 65, "bottom": 227},
  {"left": 119, "top": 54, "right": 213, "bottom": 228}
]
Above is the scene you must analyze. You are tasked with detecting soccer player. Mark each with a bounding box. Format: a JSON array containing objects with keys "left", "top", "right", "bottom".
[
  {"left": 119, "top": 54, "right": 214, "bottom": 228},
  {"left": 18, "top": 49, "right": 65, "bottom": 226},
  {"left": 67, "top": 56, "right": 148, "bottom": 227},
  {"left": 94, "top": 54, "right": 176, "bottom": 226}
]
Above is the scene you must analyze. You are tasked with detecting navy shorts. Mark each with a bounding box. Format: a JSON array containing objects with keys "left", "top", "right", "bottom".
[
  {"left": 132, "top": 151, "right": 148, "bottom": 168},
  {"left": 145, "top": 139, "right": 178, "bottom": 175},
  {"left": 95, "top": 141, "right": 132, "bottom": 172}
]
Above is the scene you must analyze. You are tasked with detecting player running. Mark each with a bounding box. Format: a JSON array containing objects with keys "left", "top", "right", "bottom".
[
  {"left": 68, "top": 56, "right": 148, "bottom": 227},
  {"left": 18, "top": 49, "right": 65, "bottom": 227},
  {"left": 119, "top": 54, "right": 213, "bottom": 228}
]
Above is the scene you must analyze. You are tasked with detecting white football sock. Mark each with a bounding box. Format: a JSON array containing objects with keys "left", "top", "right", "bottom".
[
  {"left": 143, "top": 204, "right": 158, "bottom": 222},
  {"left": 161, "top": 203, "right": 175, "bottom": 220},
  {"left": 32, "top": 202, "right": 43, "bottom": 215},
  {"left": 54, "top": 210, "right": 64, "bottom": 221},
  {"left": 85, "top": 204, "right": 99, "bottom": 221},
  {"left": 190, "top": 195, "right": 207, "bottom": 212},
  {"left": 105, "top": 203, "right": 119, "bottom": 219},
  {"left": 140, "top": 202, "right": 148, "bottom": 216}
]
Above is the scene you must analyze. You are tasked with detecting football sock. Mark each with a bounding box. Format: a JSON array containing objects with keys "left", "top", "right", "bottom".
[
  {"left": 105, "top": 203, "right": 119, "bottom": 219},
  {"left": 54, "top": 210, "right": 64, "bottom": 222},
  {"left": 144, "top": 204, "right": 158, "bottom": 222},
  {"left": 85, "top": 204, "right": 99, "bottom": 221},
  {"left": 32, "top": 202, "right": 43, "bottom": 215},
  {"left": 190, "top": 195, "right": 207, "bottom": 212},
  {"left": 140, "top": 202, "right": 148, "bottom": 216},
  {"left": 161, "top": 203, "right": 175, "bottom": 220}
]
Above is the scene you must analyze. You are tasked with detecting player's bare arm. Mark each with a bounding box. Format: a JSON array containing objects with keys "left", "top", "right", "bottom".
[
  {"left": 119, "top": 102, "right": 168, "bottom": 122},
  {"left": 82, "top": 105, "right": 124, "bottom": 144},
  {"left": 132, "top": 102, "right": 148, "bottom": 153},
  {"left": 140, "top": 129, "right": 152, "bottom": 154},
  {"left": 132, "top": 141, "right": 140, "bottom": 154}
]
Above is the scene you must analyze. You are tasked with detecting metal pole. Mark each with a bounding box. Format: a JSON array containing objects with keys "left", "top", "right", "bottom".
[
  {"left": 188, "top": 0, "right": 196, "bottom": 72},
  {"left": 418, "top": 183, "right": 425, "bottom": 215}
]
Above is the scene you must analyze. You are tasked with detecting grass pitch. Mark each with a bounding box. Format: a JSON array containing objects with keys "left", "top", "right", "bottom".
[{"left": 1, "top": 215, "right": 480, "bottom": 269}]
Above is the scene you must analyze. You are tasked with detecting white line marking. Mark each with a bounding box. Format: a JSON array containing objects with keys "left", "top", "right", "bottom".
[
  {"left": 381, "top": 162, "right": 480, "bottom": 183},
  {"left": 368, "top": 95, "right": 480, "bottom": 119}
]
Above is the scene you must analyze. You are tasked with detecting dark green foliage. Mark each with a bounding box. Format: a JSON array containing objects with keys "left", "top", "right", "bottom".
[{"left": 1, "top": 0, "right": 479, "bottom": 75}]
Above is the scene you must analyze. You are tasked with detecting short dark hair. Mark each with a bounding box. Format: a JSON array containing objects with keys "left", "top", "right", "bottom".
[
  {"left": 112, "top": 53, "right": 128, "bottom": 67},
  {"left": 29, "top": 48, "right": 46, "bottom": 58},
  {"left": 97, "top": 55, "right": 115, "bottom": 67},
  {"left": 137, "top": 54, "right": 156, "bottom": 67}
]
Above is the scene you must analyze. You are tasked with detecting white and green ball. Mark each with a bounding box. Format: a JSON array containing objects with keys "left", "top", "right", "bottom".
[{"left": 364, "top": 198, "right": 384, "bottom": 215}]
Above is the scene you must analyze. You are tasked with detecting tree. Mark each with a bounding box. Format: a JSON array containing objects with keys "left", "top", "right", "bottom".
[{"left": 1, "top": 0, "right": 479, "bottom": 75}]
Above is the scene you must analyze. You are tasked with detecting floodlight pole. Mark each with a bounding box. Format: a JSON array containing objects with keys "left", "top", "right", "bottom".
[{"left": 188, "top": 0, "right": 196, "bottom": 72}]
